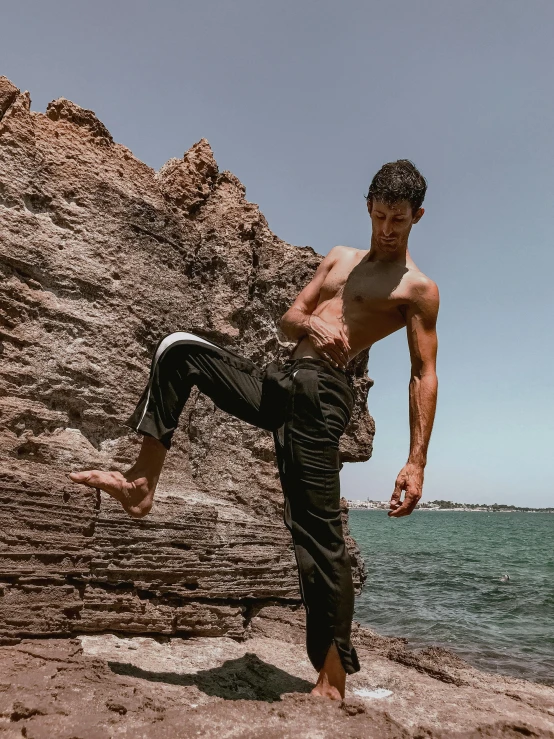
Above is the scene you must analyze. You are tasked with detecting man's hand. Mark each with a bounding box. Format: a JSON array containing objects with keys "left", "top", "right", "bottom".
[
  {"left": 306, "top": 315, "right": 350, "bottom": 368},
  {"left": 388, "top": 463, "right": 424, "bottom": 518}
]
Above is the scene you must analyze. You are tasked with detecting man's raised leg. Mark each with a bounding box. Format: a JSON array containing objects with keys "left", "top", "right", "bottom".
[
  {"left": 69, "top": 331, "right": 269, "bottom": 518},
  {"left": 69, "top": 435, "right": 166, "bottom": 518}
]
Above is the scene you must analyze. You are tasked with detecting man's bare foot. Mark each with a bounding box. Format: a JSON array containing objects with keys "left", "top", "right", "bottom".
[
  {"left": 68, "top": 468, "right": 155, "bottom": 518},
  {"left": 311, "top": 642, "right": 346, "bottom": 700},
  {"left": 68, "top": 436, "right": 167, "bottom": 518}
]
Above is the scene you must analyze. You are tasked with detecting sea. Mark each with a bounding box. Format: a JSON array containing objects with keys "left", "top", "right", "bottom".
[{"left": 348, "top": 510, "right": 554, "bottom": 686}]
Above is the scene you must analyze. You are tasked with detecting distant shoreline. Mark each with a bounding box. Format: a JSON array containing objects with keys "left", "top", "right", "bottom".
[
  {"left": 346, "top": 501, "right": 554, "bottom": 513},
  {"left": 418, "top": 508, "right": 549, "bottom": 513}
]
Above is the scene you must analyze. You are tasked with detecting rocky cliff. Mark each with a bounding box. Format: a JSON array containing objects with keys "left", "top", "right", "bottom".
[{"left": 0, "top": 76, "right": 375, "bottom": 643}]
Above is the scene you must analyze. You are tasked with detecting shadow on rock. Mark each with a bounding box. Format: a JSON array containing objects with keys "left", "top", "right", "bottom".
[{"left": 108, "top": 652, "right": 314, "bottom": 702}]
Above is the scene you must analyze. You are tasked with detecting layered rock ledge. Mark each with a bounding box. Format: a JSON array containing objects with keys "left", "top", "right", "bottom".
[{"left": 0, "top": 76, "right": 374, "bottom": 642}]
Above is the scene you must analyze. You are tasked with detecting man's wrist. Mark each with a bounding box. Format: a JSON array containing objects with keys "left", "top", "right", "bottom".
[{"left": 407, "top": 457, "right": 426, "bottom": 469}]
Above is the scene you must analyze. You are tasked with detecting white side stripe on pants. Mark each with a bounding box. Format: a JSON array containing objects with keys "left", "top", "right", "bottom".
[{"left": 135, "top": 332, "right": 218, "bottom": 430}]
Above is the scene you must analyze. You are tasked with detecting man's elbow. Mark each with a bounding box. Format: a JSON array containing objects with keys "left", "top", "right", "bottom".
[
  {"left": 279, "top": 306, "right": 311, "bottom": 342},
  {"left": 410, "top": 365, "right": 438, "bottom": 384},
  {"left": 278, "top": 311, "right": 290, "bottom": 334},
  {"left": 279, "top": 311, "right": 296, "bottom": 340}
]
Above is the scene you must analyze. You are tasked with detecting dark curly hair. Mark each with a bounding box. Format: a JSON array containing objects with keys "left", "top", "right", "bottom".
[{"left": 366, "top": 160, "right": 427, "bottom": 213}]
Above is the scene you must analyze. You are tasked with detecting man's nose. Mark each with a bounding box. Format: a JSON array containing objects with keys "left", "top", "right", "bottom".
[{"left": 383, "top": 221, "right": 394, "bottom": 236}]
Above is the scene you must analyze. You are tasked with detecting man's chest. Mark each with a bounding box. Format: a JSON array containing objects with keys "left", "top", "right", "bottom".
[{"left": 322, "top": 261, "right": 411, "bottom": 311}]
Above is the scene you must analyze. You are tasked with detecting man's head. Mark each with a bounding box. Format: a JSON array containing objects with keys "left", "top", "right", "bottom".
[{"left": 366, "top": 160, "right": 426, "bottom": 256}]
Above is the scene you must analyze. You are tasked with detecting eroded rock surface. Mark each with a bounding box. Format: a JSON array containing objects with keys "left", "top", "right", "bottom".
[{"left": 0, "top": 77, "right": 374, "bottom": 642}]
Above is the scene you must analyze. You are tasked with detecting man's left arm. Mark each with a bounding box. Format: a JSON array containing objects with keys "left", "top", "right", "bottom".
[{"left": 389, "top": 280, "right": 439, "bottom": 518}]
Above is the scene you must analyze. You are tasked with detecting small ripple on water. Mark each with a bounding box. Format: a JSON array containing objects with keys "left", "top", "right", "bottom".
[{"left": 349, "top": 510, "right": 554, "bottom": 686}]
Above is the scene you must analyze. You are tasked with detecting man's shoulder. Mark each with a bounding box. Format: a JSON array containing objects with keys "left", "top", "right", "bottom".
[
  {"left": 405, "top": 267, "right": 438, "bottom": 291},
  {"left": 328, "top": 244, "right": 357, "bottom": 254},
  {"left": 404, "top": 268, "right": 440, "bottom": 311},
  {"left": 327, "top": 244, "right": 364, "bottom": 262}
]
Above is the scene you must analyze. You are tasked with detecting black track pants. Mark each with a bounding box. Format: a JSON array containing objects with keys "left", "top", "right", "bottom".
[{"left": 125, "top": 332, "right": 360, "bottom": 675}]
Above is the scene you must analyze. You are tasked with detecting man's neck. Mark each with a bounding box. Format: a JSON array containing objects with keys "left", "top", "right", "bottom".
[{"left": 366, "top": 238, "right": 411, "bottom": 266}]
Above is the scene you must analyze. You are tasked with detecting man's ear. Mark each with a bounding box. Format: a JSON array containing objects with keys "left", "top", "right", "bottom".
[
  {"left": 412, "top": 207, "right": 425, "bottom": 224},
  {"left": 366, "top": 199, "right": 372, "bottom": 215}
]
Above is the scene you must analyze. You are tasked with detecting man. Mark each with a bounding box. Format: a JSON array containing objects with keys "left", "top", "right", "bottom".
[{"left": 69, "top": 159, "right": 439, "bottom": 701}]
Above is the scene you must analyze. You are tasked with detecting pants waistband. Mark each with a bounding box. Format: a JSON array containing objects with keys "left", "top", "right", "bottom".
[{"left": 281, "top": 357, "right": 353, "bottom": 385}]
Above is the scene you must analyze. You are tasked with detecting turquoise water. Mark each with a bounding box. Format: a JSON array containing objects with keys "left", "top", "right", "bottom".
[{"left": 349, "top": 510, "right": 554, "bottom": 685}]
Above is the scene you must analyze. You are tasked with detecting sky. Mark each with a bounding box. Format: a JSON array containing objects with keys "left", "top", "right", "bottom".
[{"left": 2, "top": 1, "right": 553, "bottom": 506}]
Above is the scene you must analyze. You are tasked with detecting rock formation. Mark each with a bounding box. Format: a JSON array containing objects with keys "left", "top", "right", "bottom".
[{"left": 0, "top": 76, "right": 374, "bottom": 643}]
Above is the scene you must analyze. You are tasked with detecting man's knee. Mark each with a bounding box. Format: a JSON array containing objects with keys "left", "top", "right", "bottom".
[{"left": 154, "top": 331, "right": 218, "bottom": 365}]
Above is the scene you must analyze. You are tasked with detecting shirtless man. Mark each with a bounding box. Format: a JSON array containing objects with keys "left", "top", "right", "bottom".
[{"left": 69, "top": 159, "right": 439, "bottom": 701}]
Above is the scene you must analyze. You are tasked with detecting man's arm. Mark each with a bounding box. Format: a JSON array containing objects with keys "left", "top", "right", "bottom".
[
  {"left": 389, "top": 279, "right": 439, "bottom": 518},
  {"left": 280, "top": 245, "right": 350, "bottom": 367}
]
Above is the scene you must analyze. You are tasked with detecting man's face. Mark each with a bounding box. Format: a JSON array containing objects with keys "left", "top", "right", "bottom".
[{"left": 367, "top": 199, "right": 424, "bottom": 254}]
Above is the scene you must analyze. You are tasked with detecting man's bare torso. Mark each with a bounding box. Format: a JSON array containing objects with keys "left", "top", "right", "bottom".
[{"left": 291, "top": 245, "right": 434, "bottom": 363}]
